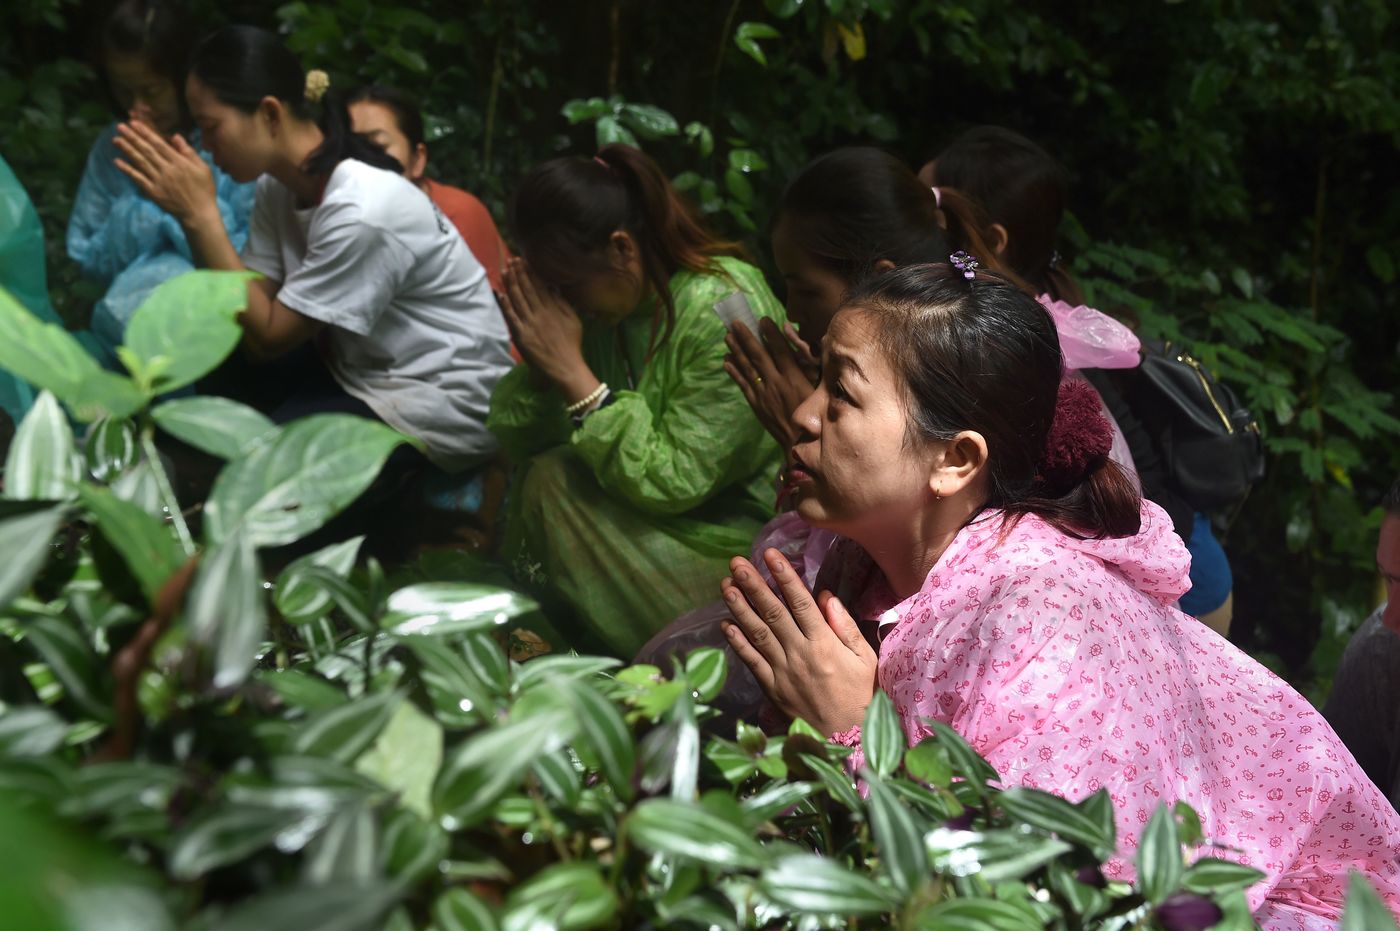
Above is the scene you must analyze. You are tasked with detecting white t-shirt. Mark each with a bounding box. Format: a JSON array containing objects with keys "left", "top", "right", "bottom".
[{"left": 241, "top": 159, "right": 514, "bottom": 471}]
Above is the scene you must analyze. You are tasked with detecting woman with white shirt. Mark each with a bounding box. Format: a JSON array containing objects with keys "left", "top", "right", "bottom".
[{"left": 110, "top": 25, "right": 513, "bottom": 472}]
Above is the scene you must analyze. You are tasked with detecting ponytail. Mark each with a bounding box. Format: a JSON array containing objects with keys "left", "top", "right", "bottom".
[
  {"left": 511, "top": 143, "right": 743, "bottom": 356},
  {"left": 304, "top": 86, "right": 401, "bottom": 176},
  {"left": 190, "top": 26, "right": 400, "bottom": 178},
  {"left": 778, "top": 147, "right": 1028, "bottom": 294}
]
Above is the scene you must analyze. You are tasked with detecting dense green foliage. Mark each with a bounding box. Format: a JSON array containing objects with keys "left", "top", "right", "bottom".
[
  {"left": 2, "top": 272, "right": 1398, "bottom": 929},
  {"left": 3, "top": 0, "right": 1399, "bottom": 687}
]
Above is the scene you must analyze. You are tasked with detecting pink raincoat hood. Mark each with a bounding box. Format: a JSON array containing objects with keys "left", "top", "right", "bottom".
[{"left": 1044, "top": 499, "right": 1192, "bottom": 606}]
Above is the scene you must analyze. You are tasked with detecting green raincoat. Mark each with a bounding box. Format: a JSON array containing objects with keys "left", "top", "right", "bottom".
[{"left": 488, "top": 256, "right": 786, "bottom": 657}]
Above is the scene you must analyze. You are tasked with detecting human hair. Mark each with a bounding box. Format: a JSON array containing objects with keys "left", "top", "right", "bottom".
[
  {"left": 847, "top": 263, "right": 1141, "bottom": 539},
  {"left": 188, "top": 25, "right": 401, "bottom": 177},
  {"left": 1384, "top": 476, "right": 1400, "bottom": 517},
  {"left": 510, "top": 143, "right": 745, "bottom": 354},
  {"left": 777, "top": 147, "right": 1019, "bottom": 288},
  {"left": 934, "top": 126, "right": 1085, "bottom": 304},
  {"left": 345, "top": 84, "right": 425, "bottom": 150},
  {"left": 96, "top": 0, "right": 196, "bottom": 121}
]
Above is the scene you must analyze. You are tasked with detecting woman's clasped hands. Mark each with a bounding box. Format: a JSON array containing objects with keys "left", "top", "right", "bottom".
[
  {"left": 112, "top": 119, "right": 218, "bottom": 224},
  {"left": 724, "top": 318, "right": 819, "bottom": 449},
  {"left": 499, "top": 258, "right": 599, "bottom": 402},
  {"left": 721, "top": 548, "right": 878, "bottom": 737}
]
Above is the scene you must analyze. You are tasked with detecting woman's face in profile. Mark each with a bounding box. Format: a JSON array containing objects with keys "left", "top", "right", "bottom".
[
  {"left": 788, "top": 308, "right": 934, "bottom": 540},
  {"left": 771, "top": 214, "right": 849, "bottom": 345},
  {"left": 107, "top": 52, "right": 181, "bottom": 136}
]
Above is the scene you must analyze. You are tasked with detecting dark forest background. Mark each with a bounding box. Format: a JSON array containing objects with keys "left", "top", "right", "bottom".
[{"left": 5, "top": 0, "right": 1399, "bottom": 696}]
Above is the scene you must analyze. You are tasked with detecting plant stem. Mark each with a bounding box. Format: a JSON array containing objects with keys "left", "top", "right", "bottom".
[
  {"left": 141, "top": 429, "right": 195, "bottom": 556},
  {"left": 710, "top": 0, "right": 742, "bottom": 118},
  {"left": 608, "top": 0, "right": 622, "bottom": 96},
  {"left": 482, "top": 29, "right": 503, "bottom": 172}
]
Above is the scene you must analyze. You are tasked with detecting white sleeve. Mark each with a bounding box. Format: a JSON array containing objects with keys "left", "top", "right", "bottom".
[
  {"left": 240, "top": 177, "right": 286, "bottom": 283},
  {"left": 275, "top": 200, "right": 413, "bottom": 336}
]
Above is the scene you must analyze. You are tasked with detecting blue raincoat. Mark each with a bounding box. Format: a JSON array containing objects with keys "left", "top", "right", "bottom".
[{"left": 66, "top": 124, "right": 255, "bottom": 366}]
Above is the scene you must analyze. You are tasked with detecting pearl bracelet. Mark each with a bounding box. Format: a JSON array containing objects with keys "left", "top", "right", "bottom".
[{"left": 564, "top": 382, "right": 609, "bottom": 416}]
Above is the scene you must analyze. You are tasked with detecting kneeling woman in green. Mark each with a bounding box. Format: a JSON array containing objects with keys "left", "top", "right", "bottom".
[{"left": 490, "top": 144, "right": 785, "bottom": 656}]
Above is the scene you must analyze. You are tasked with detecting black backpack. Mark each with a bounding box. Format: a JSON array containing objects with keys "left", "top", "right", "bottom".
[{"left": 1114, "top": 338, "right": 1265, "bottom": 518}]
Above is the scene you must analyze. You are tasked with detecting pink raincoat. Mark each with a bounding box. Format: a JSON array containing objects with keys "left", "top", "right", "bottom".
[{"left": 831, "top": 501, "right": 1400, "bottom": 929}]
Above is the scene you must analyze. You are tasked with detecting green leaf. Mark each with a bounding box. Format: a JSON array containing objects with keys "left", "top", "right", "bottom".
[
  {"left": 434, "top": 888, "right": 500, "bottom": 931},
  {"left": 63, "top": 762, "right": 185, "bottom": 821},
  {"left": 1079, "top": 787, "right": 1118, "bottom": 850},
  {"left": 560, "top": 96, "right": 608, "bottom": 124},
  {"left": 503, "top": 862, "right": 618, "bottom": 930},
  {"left": 561, "top": 679, "right": 636, "bottom": 800},
  {"left": 206, "top": 881, "right": 401, "bottom": 931},
  {"left": 152, "top": 397, "right": 277, "bottom": 460},
  {"left": 381, "top": 808, "right": 448, "bottom": 885},
  {"left": 0, "top": 707, "right": 67, "bottom": 757},
  {"left": 204, "top": 414, "right": 407, "bottom": 548},
  {"left": 723, "top": 167, "right": 753, "bottom": 205},
  {"left": 1365, "top": 244, "right": 1396, "bottom": 284},
  {"left": 122, "top": 271, "right": 250, "bottom": 393},
  {"left": 704, "top": 737, "right": 758, "bottom": 784},
  {"left": 925, "top": 720, "right": 1000, "bottom": 786},
  {"left": 621, "top": 103, "right": 680, "bottom": 139},
  {"left": 531, "top": 748, "right": 582, "bottom": 807},
  {"left": 669, "top": 691, "right": 701, "bottom": 801},
  {"left": 4, "top": 392, "right": 79, "bottom": 501},
  {"left": 169, "top": 804, "right": 319, "bottom": 879},
  {"left": 626, "top": 799, "right": 767, "bottom": 869},
  {"left": 458, "top": 630, "right": 511, "bottom": 697},
  {"left": 354, "top": 700, "right": 442, "bottom": 818},
  {"left": 734, "top": 21, "right": 781, "bottom": 66},
  {"left": 0, "top": 504, "right": 66, "bottom": 610},
  {"left": 759, "top": 854, "right": 901, "bottom": 915},
  {"left": 0, "top": 288, "right": 112, "bottom": 415},
  {"left": 83, "top": 416, "right": 138, "bottom": 482},
  {"left": 19, "top": 614, "right": 109, "bottom": 720},
  {"left": 740, "top": 780, "right": 821, "bottom": 823},
  {"left": 800, "top": 751, "right": 864, "bottom": 810},
  {"left": 303, "top": 803, "right": 378, "bottom": 885},
  {"left": 274, "top": 536, "right": 365, "bottom": 624},
  {"left": 400, "top": 635, "right": 497, "bottom": 725},
  {"left": 1182, "top": 857, "right": 1266, "bottom": 895},
  {"left": 293, "top": 689, "right": 402, "bottom": 764},
  {"left": 683, "top": 647, "right": 727, "bottom": 702},
  {"left": 925, "top": 827, "right": 1072, "bottom": 883},
  {"left": 683, "top": 122, "right": 714, "bottom": 158},
  {"left": 110, "top": 457, "right": 163, "bottom": 516},
  {"left": 1136, "top": 801, "right": 1183, "bottom": 904},
  {"left": 78, "top": 486, "right": 180, "bottom": 605},
  {"left": 727, "top": 148, "right": 768, "bottom": 173},
  {"left": 997, "top": 787, "right": 1114, "bottom": 859},
  {"left": 513, "top": 654, "right": 620, "bottom": 691},
  {"left": 255, "top": 669, "right": 345, "bottom": 712},
  {"left": 914, "top": 897, "right": 1038, "bottom": 930},
  {"left": 385, "top": 582, "right": 538, "bottom": 637},
  {"left": 595, "top": 115, "right": 638, "bottom": 147},
  {"left": 185, "top": 531, "right": 267, "bottom": 691},
  {"left": 434, "top": 710, "right": 573, "bottom": 828},
  {"left": 1229, "top": 266, "right": 1254, "bottom": 298},
  {"left": 861, "top": 690, "right": 904, "bottom": 778},
  {"left": 904, "top": 737, "right": 953, "bottom": 787},
  {"left": 1173, "top": 799, "right": 1203, "bottom": 846},
  {"left": 1340, "top": 871, "right": 1400, "bottom": 931},
  {"left": 864, "top": 773, "right": 929, "bottom": 894}
]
